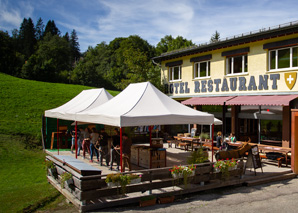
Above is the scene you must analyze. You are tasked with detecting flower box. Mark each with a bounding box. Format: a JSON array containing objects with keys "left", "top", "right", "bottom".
[
  {"left": 140, "top": 197, "right": 156, "bottom": 207},
  {"left": 107, "top": 182, "right": 120, "bottom": 188},
  {"left": 214, "top": 168, "right": 220, "bottom": 173},
  {"left": 130, "top": 177, "right": 141, "bottom": 184},
  {"left": 158, "top": 196, "right": 175, "bottom": 204}
]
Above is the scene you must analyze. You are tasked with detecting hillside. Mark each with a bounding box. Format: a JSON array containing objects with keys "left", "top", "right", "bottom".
[
  {"left": 0, "top": 73, "right": 119, "bottom": 137},
  {"left": 0, "top": 73, "right": 120, "bottom": 212}
]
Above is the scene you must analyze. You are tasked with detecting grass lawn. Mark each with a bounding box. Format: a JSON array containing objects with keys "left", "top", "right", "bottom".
[
  {"left": 0, "top": 73, "right": 119, "bottom": 137},
  {"left": 0, "top": 134, "right": 65, "bottom": 212},
  {"left": 0, "top": 73, "right": 120, "bottom": 212}
]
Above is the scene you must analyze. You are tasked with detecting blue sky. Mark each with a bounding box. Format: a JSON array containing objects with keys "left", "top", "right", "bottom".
[{"left": 1, "top": 0, "right": 298, "bottom": 52}]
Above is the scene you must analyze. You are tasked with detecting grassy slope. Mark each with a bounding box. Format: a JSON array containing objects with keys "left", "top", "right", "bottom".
[
  {"left": 0, "top": 73, "right": 119, "bottom": 212},
  {"left": 0, "top": 73, "right": 119, "bottom": 137}
]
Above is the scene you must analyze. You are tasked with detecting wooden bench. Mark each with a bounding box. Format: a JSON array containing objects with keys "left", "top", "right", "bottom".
[
  {"left": 178, "top": 142, "right": 190, "bottom": 151},
  {"left": 167, "top": 140, "right": 179, "bottom": 148},
  {"left": 202, "top": 143, "right": 220, "bottom": 151},
  {"left": 259, "top": 154, "right": 285, "bottom": 167}
]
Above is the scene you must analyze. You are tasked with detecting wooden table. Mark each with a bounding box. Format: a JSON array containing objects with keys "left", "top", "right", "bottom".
[
  {"left": 261, "top": 140, "right": 282, "bottom": 146},
  {"left": 173, "top": 136, "right": 201, "bottom": 151},
  {"left": 232, "top": 142, "right": 291, "bottom": 166}
]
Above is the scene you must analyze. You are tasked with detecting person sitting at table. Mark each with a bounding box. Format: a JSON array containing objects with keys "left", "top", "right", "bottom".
[
  {"left": 222, "top": 137, "right": 229, "bottom": 151},
  {"left": 216, "top": 131, "right": 222, "bottom": 148},
  {"left": 229, "top": 133, "right": 236, "bottom": 143}
]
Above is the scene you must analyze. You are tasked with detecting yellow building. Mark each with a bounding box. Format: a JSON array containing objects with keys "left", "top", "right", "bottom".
[{"left": 153, "top": 21, "right": 298, "bottom": 173}]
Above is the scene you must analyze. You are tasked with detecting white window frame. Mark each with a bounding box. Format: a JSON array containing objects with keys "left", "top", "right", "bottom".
[
  {"left": 193, "top": 61, "right": 210, "bottom": 79},
  {"left": 268, "top": 46, "right": 298, "bottom": 71},
  {"left": 226, "top": 54, "right": 248, "bottom": 75},
  {"left": 169, "top": 65, "right": 181, "bottom": 82}
]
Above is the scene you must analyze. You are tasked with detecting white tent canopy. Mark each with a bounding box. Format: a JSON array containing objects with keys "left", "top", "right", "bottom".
[
  {"left": 75, "top": 82, "right": 221, "bottom": 127},
  {"left": 45, "top": 88, "right": 113, "bottom": 121}
]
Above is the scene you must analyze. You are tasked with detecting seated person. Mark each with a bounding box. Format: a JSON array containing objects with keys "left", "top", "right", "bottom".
[{"left": 229, "top": 133, "right": 236, "bottom": 143}]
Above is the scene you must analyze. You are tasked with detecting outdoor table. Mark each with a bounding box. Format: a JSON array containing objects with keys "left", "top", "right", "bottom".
[
  {"left": 173, "top": 136, "right": 201, "bottom": 151},
  {"left": 261, "top": 140, "right": 282, "bottom": 146}
]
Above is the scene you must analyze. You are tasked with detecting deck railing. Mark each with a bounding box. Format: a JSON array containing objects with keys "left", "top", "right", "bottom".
[{"left": 46, "top": 155, "right": 245, "bottom": 212}]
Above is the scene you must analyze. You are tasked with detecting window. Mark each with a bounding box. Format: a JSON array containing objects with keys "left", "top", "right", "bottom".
[
  {"left": 169, "top": 66, "right": 181, "bottom": 81},
  {"left": 194, "top": 61, "right": 210, "bottom": 78},
  {"left": 226, "top": 54, "right": 247, "bottom": 75},
  {"left": 269, "top": 46, "right": 298, "bottom": 70}
]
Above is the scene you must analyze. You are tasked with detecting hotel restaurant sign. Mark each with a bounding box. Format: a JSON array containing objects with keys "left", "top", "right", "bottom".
[{"left": 165, "top": 72, "right": 297, "bottom": 96}]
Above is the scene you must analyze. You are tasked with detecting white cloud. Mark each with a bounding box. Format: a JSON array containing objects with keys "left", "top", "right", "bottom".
[
  {"left": 2, "top": 0, "right": 298, "bottom": 52},
  {"left": 0, "top": 0, "right": 34, "bottom": 31}
]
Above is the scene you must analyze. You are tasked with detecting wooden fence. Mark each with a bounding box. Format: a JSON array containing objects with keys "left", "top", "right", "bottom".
[{"left": 46, "top": 155, "right": 245, "bottom": 212}]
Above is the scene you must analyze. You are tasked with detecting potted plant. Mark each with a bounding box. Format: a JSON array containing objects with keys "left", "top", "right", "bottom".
[
  {"left": 105, "top": 173, "right": 142, "bottom": 194},
  {"left": 60, "top": 172, "right": 73, "bottom": 188},
  {"left": 199, "top": 132, "right": 209, "bottom": 141},
  {"left": 105, "top": 173, "right": 121, "bottom": 187},
  {"left": 187, "top": 146, "right": 209, "bottom": 164},
  {"left": 227, "top": 158, "right": 238, "bottom": 170},
  {"left": 213, "top": 159, "right": 238, "bottom": 180},
  {"left": 170, "top": 165, "right": 196, "bottom": 187},
  {"left": 139, "top": 195, "right": 156, "bottom": 207},
  {"left": 129, "top": 173, "right": 142, "bottom": 184}
]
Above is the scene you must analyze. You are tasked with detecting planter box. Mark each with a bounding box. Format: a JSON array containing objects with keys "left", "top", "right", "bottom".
[
  {"left": 172, "top": 171, "right": 195, "bottom": 179},
  {"left": 107, "top": 182, "right": 120, "bottom": 188},
  {"left": 140, "top": 198, "right": 156, "bottom": 207},
  {"left": 130, "top": 178, "right": 141, "bottom": 184},
  {"left": 158, "top": 196, "right": 175, "bottom": 204}
]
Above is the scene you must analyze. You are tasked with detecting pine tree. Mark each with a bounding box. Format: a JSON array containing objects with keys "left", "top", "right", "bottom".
[
  {"left": 35, "top": 17, "right": 44, "bottom": 40},
  {"left": 44, "top": 20, "right": 60, "bottom": 36},
  {"left": 63, "top": 32, "right": 70, "bottom": 42},
  {"left": 18, "top": 18, "right": 36, "bottom": 60},
  {"left": 210, "top": 30, "right": 220, "bottom": 43},
  {"left": 70, "top": 29, "right": 80, "bottom": 65}
]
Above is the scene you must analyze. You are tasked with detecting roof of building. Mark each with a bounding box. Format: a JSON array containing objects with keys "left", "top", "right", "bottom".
[{"left": 152, "top": 21, "right": 298, "bottom": 63}]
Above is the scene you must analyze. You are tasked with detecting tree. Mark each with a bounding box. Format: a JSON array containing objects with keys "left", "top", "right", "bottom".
[
  {"left": 63, "top": 32, "right": 70, "bottom": 42},
  {"left": 35, "top": 17, "right": 44, "bottom": 40},
  {"left": 210, "top": 30, "right": 220, "bottom": 43},
  {"left": 21, "top": 33, "right": 71, "bottom": 82},
  {"left": 44, "top": 20, "right": 60, "bottom": 36},
  {"left": 71, "top": 42, "right": 114, "bottom": 88},
  {"left": 18, "top": 18, "right": 36, "bottom": 60},
  {"left": 156, "top": 35, "right": 194, "bottom": 55},
  {"left": 0, "top": 31, "right": 15, "bottom": 75},
  {"left": 70, "top": 29, "right": 81, "bottom": 65}
]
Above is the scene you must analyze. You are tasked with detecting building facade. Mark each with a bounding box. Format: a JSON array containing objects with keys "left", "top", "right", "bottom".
[{"left": 153, "top": 21, "right": 298, "bottom": 173}]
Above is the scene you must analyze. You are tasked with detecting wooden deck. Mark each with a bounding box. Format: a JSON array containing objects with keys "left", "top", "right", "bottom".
[{"left": 45, "top": 143, "right": 294, "bottom": 212}]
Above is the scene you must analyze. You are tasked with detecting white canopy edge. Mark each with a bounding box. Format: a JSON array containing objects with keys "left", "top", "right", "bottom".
[
  {"left": 75, "top": 82, "right": 221, "bottom": 127},
  {"left": 45, "top": 88, "right": 113, "bottom": 120}
]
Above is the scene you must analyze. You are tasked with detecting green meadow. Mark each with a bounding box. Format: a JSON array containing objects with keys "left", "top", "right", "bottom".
[{"left": 0, "top": 73, "right": 118, "bottom": 212}]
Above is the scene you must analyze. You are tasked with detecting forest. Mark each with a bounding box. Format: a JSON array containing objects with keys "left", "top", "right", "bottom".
[{"left": 0, "top": 17, "right": 215, "bottom": 90}]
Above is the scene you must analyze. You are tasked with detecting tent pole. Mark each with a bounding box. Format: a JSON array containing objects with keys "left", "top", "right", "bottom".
[
  {"left": 120, "top": 127, "right": 123, "bottom": 172},
  {"left": 149, "top": 126, "right": 152, "bottom": 146},
  {"left": 75, "top": 121, "right": 77, "bottom": 159},
  {"left": 212, "top": 124, "right": 214, "bottom": 162},
  {"left": 57, "top": 118, "right": 59, "bottom": 155}
]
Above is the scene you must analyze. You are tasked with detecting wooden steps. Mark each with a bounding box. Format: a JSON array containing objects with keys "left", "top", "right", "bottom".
[{"left": 245, "top": 172, "right": 297, "bottom": 186}]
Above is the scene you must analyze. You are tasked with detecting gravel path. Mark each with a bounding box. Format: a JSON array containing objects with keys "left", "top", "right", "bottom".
[{"left": 96, "top": 177, "right": 298, "bottom": 213}]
